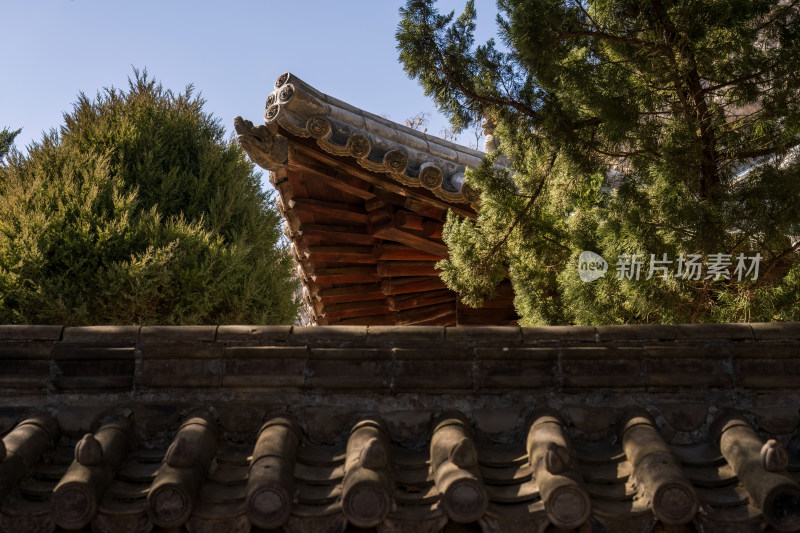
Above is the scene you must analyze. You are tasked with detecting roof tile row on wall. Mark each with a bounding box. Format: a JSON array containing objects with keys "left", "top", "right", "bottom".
[{"left": 1, "top": 408, "right": 800, "bottom": 532}]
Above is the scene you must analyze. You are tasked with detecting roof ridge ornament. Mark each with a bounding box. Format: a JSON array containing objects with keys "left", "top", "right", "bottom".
[{"left": 234, "top": 116, "right": 288, "bottom": 171}]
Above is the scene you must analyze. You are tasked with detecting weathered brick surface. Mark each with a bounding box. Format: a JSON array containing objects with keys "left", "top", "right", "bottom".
[
  {"left": 303, "top": 345, "right": 391, "bottom": 392},
  {"left": 750, "top": 322, "right": 800, "bottom": 341},
  {"left": 290, "top": 326, "right": 367, "bottom": 347},
  {"left": 0, "top": 359, "right": 50, "bottom": 389},
  {"left": 137, "top": 358, "right": 223, "bottom": 388},
  {"left": 0, "top": 341, "right": 54, "bottom": 359},
  {"left": 53, "top": 358, "right": 134, "bottom": 390},
  {"left": 656, "top": 403, "right": 709, "bottom": 432},
  {"left": 562, "top": 358, "right": 645, "bottom": 388},
  {"left": 139, "top": 341, "right": 223, "bottom": 359},
  {"left": 565, "top": 405, "right": 617, "bottom": 433},
  {"left": 220, "top": 338, "right": 308, "bottom": 391},
  {"left": 475, "top": 347, "right": 557, "bottom": 360},
  {"left": 734, "top": 359, "right": 800, "bottom": 388},
  {"left": 647, "top": 358, "right": 732, "bottom": 388},
  {"left": 475, "top": 359, "right": 555, "bottom": 390},
  {"left": 223, "top": 358, "right": 305, "bottom": 389},
  {"left": 472, "top": 407, "right": 522, "bottom": 434},
  {"left": 61, "top": 326, "right": 139, "bottom": 342},
  {"left": 748, "top": 407, "right": 800, "bottom": 434},
  {"left": 224, "top": 346, "right": 307, "bottom": 359},
  {"left": 562, "top": 346, "right": 640, "bottom": 360},
  {"left": 726, "top": 341, "right": 800, "bottom": 358},
  {"left": 596, "top": 324, "right": 679, "bottom": 342},
  {"left": 674, "top": 323, "right": 753, "bottom": 340},
  {"left": 308, "top": 347, "right": 389, "bottom": 360},
  {"left": 0, "top": 325, "right": 62, "bottom": 340},
  {"left": 644, "top": 343, "right": 728, "bottom": 359},
  {"left": 0, "top": 322, "right": 796, "bottom": 402},
  {"left": 395, "top": 359, "right": 472, "bottom": 391},
  {"left": 306, "top": 358, "right": 390, "bottom": 390},
  {"left": 522, "top": 325, "right": 596, "bottom": 343},
  {"left": 140, "top": 325, "right": 217, "bottom": 342},
  {"left": 217, "top": 325, "right": 292, "bottom": 343},
  {"left": 53, "top": 345, "right": 135, "bottom": 360},
  {"left": 393, "top": 346, "right": 470, "bottom": 361},
  {"left": 445, "top": 326, "right": 522, "bottom": 345},
  {"left": 367, "top": 325, "right": 444, "bottom": 345}
]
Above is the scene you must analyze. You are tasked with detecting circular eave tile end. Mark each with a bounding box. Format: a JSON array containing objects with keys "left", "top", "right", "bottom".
[
  {"left": 653, "top": 482, "right": 699, "bottom": 526},
  {"left": 546, "top": 484, "right": 591, "bottom": 530},
  {"left": 342, "top": 481, "right": 391, "bottom": 528},
  {"left": 52, "top": 482, "right": 97, "bottom": 531},
  {"left": 248, "top": 486, "right": 292, "bottom": 530},
  {"left": 442, "top": 477, "right": 488, "bottom": 524}
]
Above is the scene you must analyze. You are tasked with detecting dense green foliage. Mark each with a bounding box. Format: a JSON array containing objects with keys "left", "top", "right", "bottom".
[
  {"left": 0, "top": 127, "right": 21, "bottom": 161},
  {"left": 0, "top": 72, "right": 298, "bottom": 325},
  {"left": 398, "top": 0, "right": 800, "bottom": 324}
]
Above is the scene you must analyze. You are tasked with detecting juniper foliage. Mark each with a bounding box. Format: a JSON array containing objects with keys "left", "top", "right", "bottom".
[
  {"left": 0, "top": 71, "right": 298, "bottom": 325},
  {"left": 0, "top": 127, "right": 21, "bottom": 161},
  {"left": 398, "top": 0, "right": 800, "bottom": 324}
]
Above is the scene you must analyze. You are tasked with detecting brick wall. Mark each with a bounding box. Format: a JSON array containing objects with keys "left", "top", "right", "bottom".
[{"left": 0, "top": 323, "right": 798, "bottom": 446}]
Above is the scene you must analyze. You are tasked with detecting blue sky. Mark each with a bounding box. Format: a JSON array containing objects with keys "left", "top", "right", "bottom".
[{"left": 3, "top": 0, "right": 500, "bottom": 159}]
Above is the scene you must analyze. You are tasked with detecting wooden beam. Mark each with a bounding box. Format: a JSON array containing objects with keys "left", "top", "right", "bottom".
[
  {"left": 416, "top": 313, "right": 457, "bottom": 326},
  {"left": 374, "top": 244, "right": 444, "bottom": 261},
  {"left": 311, "top": 266, "right": 381, "bottom": 284},
  {"left": 303, "top": 245, "right": 376, "bottom": 263},
  {"left": 321, "top": 299, "right": 392, "bottom": 321},
  {"left": 402, "top": 197, "right": 446, "bottom": 221},
  {"left": 331, "top": 301, "right": 456, "bottom": 326},
  {"left": 316, "top": 284, "right": 386, "bottom": 305},
  {"left": 421, "top": 219, "right": 443, "bottom": 240},
  {"left": 381, "top": 276, "right": 447, "bottom": 296},
  {"left": 378, "top": 261, "right": 440, "bottom": 278},
  {"left": 396, "top": 302, "right": 457, "bottom": 325},
  {"left": 288, "top": 197, "right": 368, "bottom": 225},
  {"left": 371, "top": 220, "right": 449, "bottom": 257},
  {"left": 364, "top": 197, "right": 387, "bottom": 212},
  {"left": 394, "top": 211, "right": 425, "bottom": 232},
  {"left": 287, "top": 154, "right": 375, "bottom": 200},
  {"left": 287, "top": 140, "right": 477, "bottom": 219},
  {"left": 387, "top": 290, "right": 455, "bottom": 311},
  {"left": 298, "top": 224, "right": 377, "bottom": 246},
  {"left": 367, "top": 208, "right": 393, "bottom": 226}
]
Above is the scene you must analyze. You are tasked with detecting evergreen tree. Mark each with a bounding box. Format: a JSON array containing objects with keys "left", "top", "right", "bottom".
[
  {"left": 398, "top": 0, "right": 800, "bottom": 324},
  {"left": 0, "top": 71, "right": 298, "bottom": 325},
  {"left": 0, "top": 127, "right": 21, "bottom": 161}
]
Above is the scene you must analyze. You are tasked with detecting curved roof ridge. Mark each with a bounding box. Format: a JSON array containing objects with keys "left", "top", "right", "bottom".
[{"left": 260, "top": 72, "right": 487, "bottom": 206}]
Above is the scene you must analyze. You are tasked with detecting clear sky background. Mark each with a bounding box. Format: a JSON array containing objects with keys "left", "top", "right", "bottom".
[{"left": 3, "top": 0, "right": 500, "bottom": 165}]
